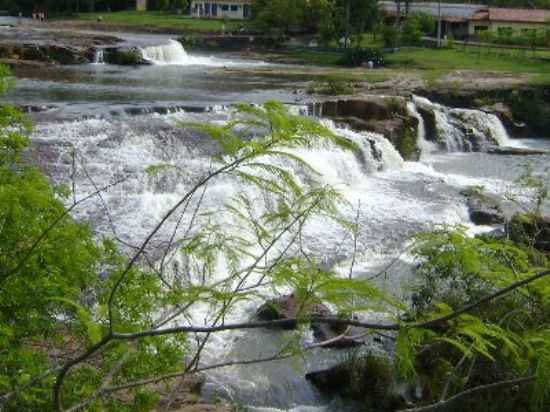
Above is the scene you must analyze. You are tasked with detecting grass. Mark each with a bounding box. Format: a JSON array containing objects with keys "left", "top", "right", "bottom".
[
  {"left": 385, "top": 46, "right": 550, "bottom": 84},
  {"left": 65, "top": 11, "right": 242, "bottom": 32},
  {"left": 286, "top": 48, "right": 345, "bottom": 66}
]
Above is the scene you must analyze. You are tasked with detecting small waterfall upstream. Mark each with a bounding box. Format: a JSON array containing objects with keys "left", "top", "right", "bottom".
[
  {"left": 92, "top": 49, "right": 104, "bottom": 64},
  {"left": 140, "top": 39, "right": 265, "bottom": 67},
  {"left": 410, "top": 95, "right": 512, "bottom": 153}
]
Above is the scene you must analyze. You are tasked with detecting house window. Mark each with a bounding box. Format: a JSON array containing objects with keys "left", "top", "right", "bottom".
[
  {"left": 205, "top": 2, "right": 210, "bottom": 15},
  {"left": 230, "top": 5, "right": 238, "bottom": 11},
  {"left": 222, "top": 4, "right": 229, "bottom": 11}
]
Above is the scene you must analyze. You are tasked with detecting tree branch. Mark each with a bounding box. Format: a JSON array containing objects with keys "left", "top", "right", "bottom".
[{"left": 398, "top": 375, "right": 535, "bottom": 412}]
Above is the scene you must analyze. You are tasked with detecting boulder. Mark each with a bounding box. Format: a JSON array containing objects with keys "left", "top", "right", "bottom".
[
  {"left": 417, "top": 106, "right": 438, "bottom": 143},
  {"left": 255, "top": 293, "right": 363, "bottom": 346},
  {"left": 47, "top": 45, "right": 89, "bottom": 64},
  {"left": 508, "top": 213, "right": 550, "bottom": 252},
  {"left": 307, "top": 97, "right": 420, "bottom": 160},
  {"left": 106, "top": 47, "right": 150, "bottom": 65},
  {"left": 256, "top": 293, "right": 331, "bottom": 329},
  {"left": 461, "top": 188, "right": 505, "bottom": 225},
  {"left": 305, "top": 355, "right": 405, "bottom": 410},
  {"left": 305, "top": 364, "right": 349, "bottom": 392}
]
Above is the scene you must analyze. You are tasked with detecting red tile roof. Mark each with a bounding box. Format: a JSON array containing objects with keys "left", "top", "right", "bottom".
[{"left": 471, "top": 8, "right": 550, "bottom": 23}]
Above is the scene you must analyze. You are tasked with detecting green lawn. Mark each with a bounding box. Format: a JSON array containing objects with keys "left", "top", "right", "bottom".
[
  {"left": 385, "top": 47, "right": 550, "bottom": 84},
  {"left": 68, "top": 11, "right": 242, "bottom": 32}
]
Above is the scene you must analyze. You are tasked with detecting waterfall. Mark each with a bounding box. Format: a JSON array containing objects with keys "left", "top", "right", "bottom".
[
  {"left": 411, "top": 95, "right": 512, "bottom": 153},
  {"left": 92, "top": 49, "right": 104, "bottom": 64},
  {"left": 406, "top": 99, "right": 437, "bottom": 159},
  {"left": 141, "top": 39, "right": 190, "bottom": 65},
  {"left": 140, "top": 39, "right": 265, "bottom": 67},
  {"left": 30, "top": 107, "right": 494, "bottom": 411}
]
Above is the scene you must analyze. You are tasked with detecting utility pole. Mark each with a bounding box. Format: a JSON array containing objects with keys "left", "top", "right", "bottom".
[
  {"left": 344, "top": 0, "right": 351, "bottom": 49},
  {"left": 437, "top": 0, "right": 442, "bottom": 47}
]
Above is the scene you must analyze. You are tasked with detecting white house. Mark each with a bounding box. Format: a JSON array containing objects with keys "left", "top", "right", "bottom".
[{"left": 190, "top": 0, "right": 253, "bottom": 19}]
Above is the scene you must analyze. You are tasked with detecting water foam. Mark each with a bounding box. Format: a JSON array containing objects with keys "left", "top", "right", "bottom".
[
  {"left": 411, "top": 95, "right": 515, "bottom": 153},
  {"left": 140, "top": 39, "right": 265, "bottom": 67}
]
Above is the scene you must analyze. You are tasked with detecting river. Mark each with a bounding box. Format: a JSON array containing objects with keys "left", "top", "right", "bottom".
[{"left": 10, "top": 34, "right": 550, "bottom": 412}]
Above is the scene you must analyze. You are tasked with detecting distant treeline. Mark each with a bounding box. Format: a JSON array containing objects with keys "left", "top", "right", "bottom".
[{"left": 0, "top": 0, "right": 180, "bottom": 14}]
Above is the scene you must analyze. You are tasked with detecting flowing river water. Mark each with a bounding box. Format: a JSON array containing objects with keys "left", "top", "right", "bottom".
[{"left": 9, "top": 34, "right": 550, "bottom": 411}]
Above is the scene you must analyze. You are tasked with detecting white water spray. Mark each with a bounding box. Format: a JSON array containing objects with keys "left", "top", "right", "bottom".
[
  {"left": 411, "top": 95, "right": 513, "bottom": 153},
  {"left": 140, "top": 39, "right": 265, "bottom": 67},
  {"left": 92, "top": 49, "right": 104, "bottom": 64},
  {"left": 407, "top": 98, "right": 437, "bottom": 159}
]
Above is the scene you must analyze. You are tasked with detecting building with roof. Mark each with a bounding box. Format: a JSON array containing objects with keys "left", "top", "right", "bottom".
[
  {"left": 379, "top": 1, "right": 486, "bottom": 39},
  {"left": 469, "top": 7, "right": 550, "bottom": 36},
  {"left": 379, "top": 2, "right": 550, "bottom": 40},
  {"left": 190, "top": 0, "right": 252, "bottom": 19}
]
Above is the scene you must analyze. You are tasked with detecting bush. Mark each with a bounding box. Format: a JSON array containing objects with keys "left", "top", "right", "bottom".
[
  {"left": 306, "top": 77, "right": 355, "bottom": 95},
  {"left": 339, "top": 48, "right": 384, "bottom": 67},
  {"left": 401, "top": 19, "right": 423, "bottom": 46},
  {"left": 382, "top": 24, "right": 399, "bottom": 48}
]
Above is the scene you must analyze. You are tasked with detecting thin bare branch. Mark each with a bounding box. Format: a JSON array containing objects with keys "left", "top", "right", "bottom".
[{"left": 398, "top": 375, "right": 535, "bottom": 412}]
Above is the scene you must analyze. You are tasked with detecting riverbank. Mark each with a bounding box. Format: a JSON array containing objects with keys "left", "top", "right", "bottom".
[{"left": 49, "top": 11, "right": 244, "bottom": 34}]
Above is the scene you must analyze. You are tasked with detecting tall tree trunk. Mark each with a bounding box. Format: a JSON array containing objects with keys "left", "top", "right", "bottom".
[
  {"left": 395, "top": 0, "right": 401, "bottom": 28},
  {"left": 344, "top": 0, "right": 351, "bottom": 49}
]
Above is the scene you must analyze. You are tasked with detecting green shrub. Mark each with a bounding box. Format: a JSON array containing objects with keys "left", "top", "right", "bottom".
[
  {"left": 306, "top": 77, "right": 355, "bottom": 95},
  {"left": 401, "top": 19, "right": 424, "bottom": 46},
  {"left": 382, "top": 24, "right": 399, "bottom": 48},
  {"left": 339, "top": 47, "right": 385, "bottom": 67}
]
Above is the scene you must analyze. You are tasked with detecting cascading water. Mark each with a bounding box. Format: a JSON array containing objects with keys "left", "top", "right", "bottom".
[
  {"left": 406, "top": 99, "right": 437, "bottom": 159},
  {"left": 92, "top": 49, "right": 104, "bottom": 64},
  {"left": 411, "top": 95, "right": 512, "bottom": 152},
  {"left": 28, "top": 103, "right": 549, "bottom": 412},
  {"left": 140, "top": 39, "right": 265, "bottom": 67}
]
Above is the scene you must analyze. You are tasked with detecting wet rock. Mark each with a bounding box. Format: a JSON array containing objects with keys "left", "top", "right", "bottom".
[
  {"left": 106, "top": 47, "right": 150, "bottom": 65},
  {"left": 47, "top": 45, "right": 89, "bottom": 64},
  {"left": 0, "top": 25, "right": 120, "bottom": 66},
  {"left": 255, "top": 294, "right": 366, "bottom": 347},
  {"left": 305, "top": 364, "right": 349, "bottom": 392},
  {"left": 306, "top": 354, "right": 405, "bottom": 410},
  {"left": 487, "top": 147, "right": 548, "bottom": 156},
  {"left": 156, "top": 373, "right": 232, "bottom": 412},
  {"left": 255, "top": 293, "right": 332, "bottom": 329},
  {"left": 308, "top": 96, "right": 420, "bottom": 160},
  {"left": 417, "top": 106, "right": 438, "bottom": 143},
  {"left": 508, "top": 213, "right": 550, "bottom": 252},
  {"left": 172, "top": 405, "right": 231, "bottom": 412},
  {"left": 461, "top": 188, "right": 505, "bottom": 225}
]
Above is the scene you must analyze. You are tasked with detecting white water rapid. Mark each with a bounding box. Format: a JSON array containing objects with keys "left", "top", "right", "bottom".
[
  {"left": 92, "top": 49, "right": 104, "bottom": 64},
  {"left": 411, "top": 95, "right": 513, "bottom": 152},
  {"left": 140, "top": 39, "right": 265, "bottom": 67},
  {"left": 28, "top": 100, "right": 549, "bottom": 412}
]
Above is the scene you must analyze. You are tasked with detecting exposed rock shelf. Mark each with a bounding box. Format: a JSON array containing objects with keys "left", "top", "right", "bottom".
[{"left": 0, "top": 24, "right": 120, "bottom": 65}]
